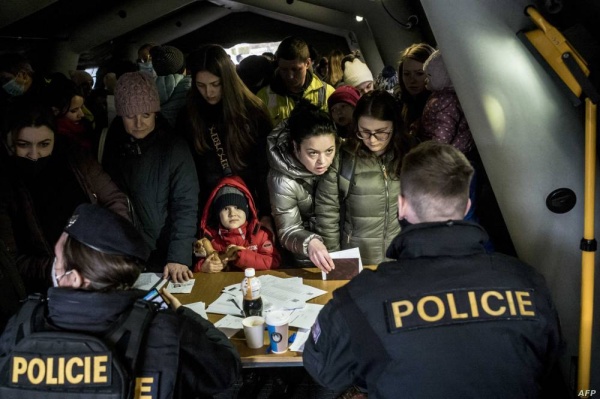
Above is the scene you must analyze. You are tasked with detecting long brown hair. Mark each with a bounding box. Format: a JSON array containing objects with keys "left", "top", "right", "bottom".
[
  {"left": 326, "top": 49, "right": 344, "bottom": 87},
  {"left": 186, "top": 44, "right": 272, "bottom": 171}
]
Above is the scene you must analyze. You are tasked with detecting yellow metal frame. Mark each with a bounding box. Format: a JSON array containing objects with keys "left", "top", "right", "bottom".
[{"left": 522, "top": 6, "right": 597, "bottom": 397}]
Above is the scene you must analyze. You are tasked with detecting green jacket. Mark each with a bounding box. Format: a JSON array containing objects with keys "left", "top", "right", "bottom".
[
  {"left": 315, "top": 143, "right": 401, "bottom": 265},
  {"left": 257, "top": 72, "right": 335, "bottom": 126}
]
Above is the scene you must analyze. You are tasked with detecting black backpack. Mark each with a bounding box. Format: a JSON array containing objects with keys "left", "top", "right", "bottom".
[{"left": 0, "top": 294, "right": 157, "bottom": 399}]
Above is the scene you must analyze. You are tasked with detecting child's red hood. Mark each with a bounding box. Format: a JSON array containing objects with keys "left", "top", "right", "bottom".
[{"left": 199, "top": 175, "right": 260, "bottom": 238}]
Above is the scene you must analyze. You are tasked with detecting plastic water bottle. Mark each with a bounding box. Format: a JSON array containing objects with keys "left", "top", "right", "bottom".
[{"left": 241, "top": 268, "right": 263, "bottom": 317}]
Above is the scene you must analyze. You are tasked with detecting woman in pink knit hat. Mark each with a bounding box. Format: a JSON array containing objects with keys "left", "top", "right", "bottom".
[{"left": 102, "top": 71, "right": 199, "bottom": 283}]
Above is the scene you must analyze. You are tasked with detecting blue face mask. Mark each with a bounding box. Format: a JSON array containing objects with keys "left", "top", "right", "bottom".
[{"left": 2, "top": 78, "right": 26, "bottom": 97}]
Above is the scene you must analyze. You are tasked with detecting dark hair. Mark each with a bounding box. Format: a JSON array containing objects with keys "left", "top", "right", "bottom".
[
  {"left": 43, "top": 74, "right": 84, "bottom": 116},
  {"left": 288, "top": 100, "right": 337, "bottom": 147},
  {"left": 346, "top": 90, "right": 410, "bottom": 175},
  {"left": 275, "top": 37, "right": 310, "bottom": 62},
  {"left": 7, "top": 100, "right": 56, "bottom": 150},
  {"left": 63, "top": 236, "right": 143, "bottom": 292},
  {"left": 186, "top": 44, "right": 272, "bottom": 171},
  {"left": 401, "top": 141, "right": 474, "bottom": 220}
]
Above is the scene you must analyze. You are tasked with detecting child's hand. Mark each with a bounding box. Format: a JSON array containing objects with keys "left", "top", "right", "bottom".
[{"left": 201, "top": 252, "right": 225, "bottom": 273}]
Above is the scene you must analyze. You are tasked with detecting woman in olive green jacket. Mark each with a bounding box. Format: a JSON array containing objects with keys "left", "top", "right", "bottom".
[{"left": 315, "top": 90, "right": 411, "bottom": 265}]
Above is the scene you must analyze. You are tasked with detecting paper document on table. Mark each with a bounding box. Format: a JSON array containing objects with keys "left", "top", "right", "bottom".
[
  {"left": 214, "top": 314, "right": 244, "bottom": 330},
  {"left": 289, "top": 303, "right": 323, "bottom": 329},
  {"left": 322, "top": 248, "right": 363, "bottom": 280},
  {"left": 132, "top": 273, "right": 162, "bottom": 290},
  {"left": 289, "top": 328, "right": 310, "bottom": 352},
  {"left": 166, "top": 279, "right": 196, "bottom": 294},
  {"left": 184, "top": 301, "right": 208, "bottom": 319},
  {"left": 207, "top": 292, "right": 245, "bottom": 317}
]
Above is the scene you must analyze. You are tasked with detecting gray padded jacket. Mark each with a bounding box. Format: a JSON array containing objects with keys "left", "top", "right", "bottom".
[{"left": 267, "top": 123, "right": 322, "bottom": 265}]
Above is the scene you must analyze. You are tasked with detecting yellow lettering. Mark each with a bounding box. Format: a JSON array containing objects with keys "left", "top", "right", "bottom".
[
  {"left": 58, "top": 357, "right": 65, "bottom": 384},
  {"left": 66, "top": 357, "right": 83, "bottom": 384},
  {"left": 391, "top": 300, "right": 414, "bottom": 328},
  {"left": 481, "top": 291, "right": 506, "bottom": 316},
  {"left": 84, "top": 356, "right": 91, "bottom": 383},
  {"left": 467, "top": 291, "right": 479, "bottom": 317},
  {"left": 93, "top": 356, "right": 108, "bottom": 383},
  {"left": 515, "top": 291, "right": 536, "bottom": 316},
  {"left": 11, "top": 357, "right": 27, "bottom": 383},
  {"left": 505, "top": 290, "right": 517, "bottom": 316},
  {"left": 417, "top": 296, "right": 445, "bottom": 322},
  {"left": 135, "top": 377, "right": 155, "bottom": 399},
  {"left": 28, "top": 358, "right": 45, "bottom": 385},
  {"left": 447, "top": 293, "right": 468, "bottom": 319},
  {"left": 46, "top": 357, "right": 58, "bottom": 384}
]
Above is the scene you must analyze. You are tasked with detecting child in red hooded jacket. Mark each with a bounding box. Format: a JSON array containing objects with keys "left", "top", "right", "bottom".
[{"left": 194, "top": 176, "right": 280, "bottom": 272}]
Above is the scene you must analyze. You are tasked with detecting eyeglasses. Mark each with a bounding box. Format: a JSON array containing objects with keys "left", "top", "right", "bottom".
[
  {"left": 356, "top": 129, "right": 393, "bottom": 141},
  {"left": 55, "top": 269, "right": 74, "bottom": 286}
]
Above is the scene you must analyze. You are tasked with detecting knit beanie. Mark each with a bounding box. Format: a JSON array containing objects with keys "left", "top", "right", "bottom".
[
  {"left": 114, "top": 72, "right": 160, "bottom": 116},
  {"left": 150, "top": 45, "right": 185, "bottom": 76},
  {"left": 327, "top": 85, "right": 361, "bottom": 110},
  {"left": 213, "top": 186, "right": 249, "bottom": 219},
  {"left": 423, "top": 50, "right": 452, "bottom": 91},
  {"left": 343, "top": 58, "right": 373, "bottom": 88},
  {"left": 375, "top": 65, "right": 399, "bottom": 94}
]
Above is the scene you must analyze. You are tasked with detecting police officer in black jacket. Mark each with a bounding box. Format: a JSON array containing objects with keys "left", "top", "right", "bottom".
[
  {"left": 0, "top": 204, "right": 240, "bottom": 399},
  {"left": 303, "top": 142, "right": 563, "bottom": 398}
]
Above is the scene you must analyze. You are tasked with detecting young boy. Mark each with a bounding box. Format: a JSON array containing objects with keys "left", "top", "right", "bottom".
[{"left": 194, "top": 176, "right": 281, "bottom": 273}]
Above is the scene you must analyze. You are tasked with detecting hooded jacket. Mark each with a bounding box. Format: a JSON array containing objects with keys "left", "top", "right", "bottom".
[
  {"left": 195, "top": 175, "right": 280, "bottom": 271},
  {"left": 266, "top": 123, "right": 324, "bottom": 265}
]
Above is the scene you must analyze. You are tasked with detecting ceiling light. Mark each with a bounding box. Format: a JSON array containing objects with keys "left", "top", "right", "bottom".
[{"left": 356, "top": 15, "right": 364, "bottom": 22}]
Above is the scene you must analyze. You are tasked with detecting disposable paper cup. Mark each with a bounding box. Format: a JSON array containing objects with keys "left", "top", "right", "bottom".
[
  {"left": 242, "top": 316, "right": 265, "bottom": 349},
  {"left": 265, "top": 310, "right": 289, "bottom": 354}
]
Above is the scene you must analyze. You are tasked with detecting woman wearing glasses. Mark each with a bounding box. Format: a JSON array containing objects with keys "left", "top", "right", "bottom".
[{"left": 315, "top": 90, "right": 411, "bottom": 265}]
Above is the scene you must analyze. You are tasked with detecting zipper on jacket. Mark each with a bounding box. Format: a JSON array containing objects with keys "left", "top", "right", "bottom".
[{"left": 381, "top": 162, "right": 390, "bottom": 258}]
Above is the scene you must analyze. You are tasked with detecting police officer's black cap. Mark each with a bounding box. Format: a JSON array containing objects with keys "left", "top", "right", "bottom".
[{"left": 64, "top": 204, "right": 150, "bottom": 262}]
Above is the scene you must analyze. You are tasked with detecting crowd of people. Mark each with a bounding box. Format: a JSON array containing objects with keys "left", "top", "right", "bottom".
[{"left": 0, "top": 36, "right": 564, "bottom": 398}]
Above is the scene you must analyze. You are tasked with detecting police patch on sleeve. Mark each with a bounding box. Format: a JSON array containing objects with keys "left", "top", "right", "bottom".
[
  {"left": 311, "top": 320, "right": 322, "bottom": 344},
  {"left": 385, "top": 288, "right": 538, "bottom": 333}
]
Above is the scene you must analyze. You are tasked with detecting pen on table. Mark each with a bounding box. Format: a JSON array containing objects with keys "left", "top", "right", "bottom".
[{"left": 228, "top": 297, "right": 244, "bottom": 317}]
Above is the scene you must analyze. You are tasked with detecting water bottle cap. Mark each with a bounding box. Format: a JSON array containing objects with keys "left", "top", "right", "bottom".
[{"left": 245, "top": 268, "right": 256, "bottom": 277}]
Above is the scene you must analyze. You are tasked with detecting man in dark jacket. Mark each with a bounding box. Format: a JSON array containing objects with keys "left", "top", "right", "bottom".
[{"left": 303, "top": 142, "right": 563, "bottom": 398}]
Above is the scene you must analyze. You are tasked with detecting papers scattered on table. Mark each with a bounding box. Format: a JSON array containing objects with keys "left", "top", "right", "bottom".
[
  {"left": 132, "top": 273, "right": 196, "bottom": 294},
  {"left": 183, "top": 301, "right": 208, "bottom": 319},
  {"left": 132, "top": 273, "right": 162, "bottom": 290},
  {"left": 288, "top": 304, "right": 323, "bottom": 329},
  {"left": 211, "top": 275, "right": 327, "bottom": 317},
  {"left": 214, "top": 314, "right": 244, "bottom": 330},
  {"left": 289, "top": 328, "right": 311, "bottom": 352},
  {"left": 322, "top": 248, "right": 363, "bottom": 280},
  {"left": 166, "top": 279, "right": 195, "bottom": 294}
]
